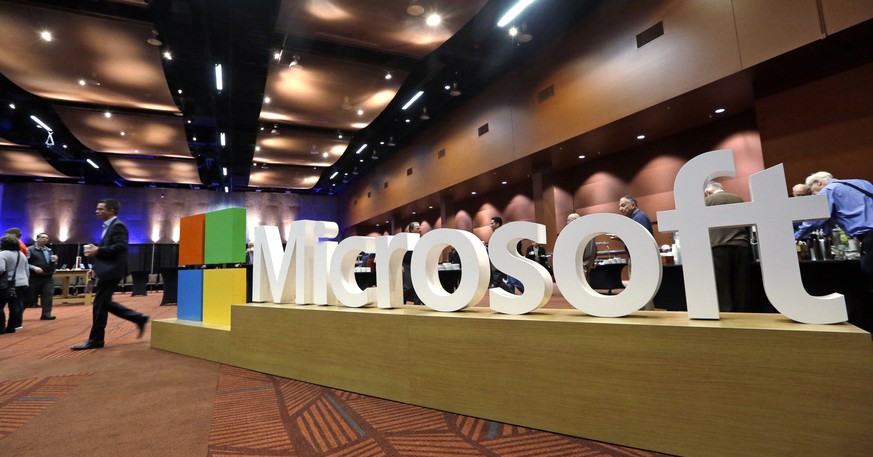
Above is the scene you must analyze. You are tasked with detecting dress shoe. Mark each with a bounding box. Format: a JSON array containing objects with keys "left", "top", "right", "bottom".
[
  {"left": 71, "top": 340, "right": 104, "bottom": 350},
  {"left": 40, "top": 315, "right": 57, "bottom": 320},
  {"left": 136, "top": 314, "right": 149, "bottom": 338}
]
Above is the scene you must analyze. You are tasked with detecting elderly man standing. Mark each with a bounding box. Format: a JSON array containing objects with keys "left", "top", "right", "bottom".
[
  {"left": 28, "top": 232, "right": 58, "bottom": 320},
  {"left": 618, "top": 196, "right": 653, "bottom": 234},
  {"left": 795, "top": 171, "right": 873, "bottom": 283},
  {"left": 704, "top": 181, "right": 752, "bottom": 312}
]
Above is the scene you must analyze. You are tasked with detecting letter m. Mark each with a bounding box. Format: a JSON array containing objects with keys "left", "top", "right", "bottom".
[{"left": 252, "top": 221, "right": 318, "bottom": 304}]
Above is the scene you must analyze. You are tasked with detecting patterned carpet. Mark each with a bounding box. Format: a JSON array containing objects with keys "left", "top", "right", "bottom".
[{"left": 0, "top": 292, "right": 669, "bottom": 456}]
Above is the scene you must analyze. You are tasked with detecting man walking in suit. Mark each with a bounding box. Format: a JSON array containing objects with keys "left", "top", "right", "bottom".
[{"left": 71, "top": 199, "right": 148, "bottom": 350}]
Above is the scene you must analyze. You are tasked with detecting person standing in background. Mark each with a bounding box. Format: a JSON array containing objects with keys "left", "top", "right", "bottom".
[
  {"left": 27, "top": 232, "right": 57, "bottom": 320},
  {"left": 792, "top": 183, "right": 811, "bottom": 197},
  {"left": 618, "top": 196, "right": 653, "bottom": 234},
  {"left": 1, "top": 234, "right": 29, "bottom": 334},
  {"left": 704, "top": 181, "right": 752, "bottom": 312},
  {"left": 402, "top": 222, "right": 423, "bottom": 305},
  {"left": 4, "top": 228, "right": 28, "bottom": 257},
  {"left": 794, "top": 171, "right": 873, "bottom": 284},
  {"left": 71, "top": 199, "right": 148, "bottom": 350}
]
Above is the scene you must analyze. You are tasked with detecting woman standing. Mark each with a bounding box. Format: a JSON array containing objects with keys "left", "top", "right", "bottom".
[{"left": 1, "top": 234, "right": 29, "bottom": 334}]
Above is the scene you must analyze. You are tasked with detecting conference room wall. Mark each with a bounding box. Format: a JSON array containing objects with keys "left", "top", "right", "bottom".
[
  {"left": 338, "top": 0, "right": 863, "bottom": 229},
  {"left": 0, "top": 183, "right": 337, "bottom": 245},
  {"left": 756, "top": 61, "right": 873, "bottom": 186}
]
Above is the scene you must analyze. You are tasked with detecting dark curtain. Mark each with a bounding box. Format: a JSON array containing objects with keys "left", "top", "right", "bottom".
[{"left": 47, "top": 243, "right": 179, "bottom": 273}]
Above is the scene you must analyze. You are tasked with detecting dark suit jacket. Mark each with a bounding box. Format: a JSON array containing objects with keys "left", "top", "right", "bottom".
[{"left": 93, "top": 218, "right": 128, "bottom": 281}]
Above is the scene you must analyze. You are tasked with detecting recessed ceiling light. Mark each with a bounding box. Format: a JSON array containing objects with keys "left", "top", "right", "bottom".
[
  {"left": 357, "top": 108, "right": 364, "bottom": 116},
  {"left": 255, "top": 146, "right": 260, "bottom": 151},
  {"left": 163, "top": 51, "right": 173, "bottom": 60},
  {"left": 384, "top": 71, "right": 392, "bottom": 80},
  {"left": 120, "top": 131, "right": 125, "bottom": 136},
  {"left": 39, "top": 30, "right": 53, "bottom": 42},
  {"left": 428, "top": 206, "right": 433, "bottom": 209},
  {"left": 273, "top": 50, "right": 282, "bottom": 61},
  {"left": 471, "top": 191, "right": 477, "bottom": 195},
  {"left": 177, "top": 89, "right": 183, "bottom": 94},
  {"left": 104, "top": 111, "right": 112, "bottom": 118},
  {"left": 637, "top": 134, "right": 646, "bottom": 140},
  {"left": 193, "top": 136, "right": 197, "bottom": 141},
  {"left": 509, "top": 27, "right": 518, "bottom": 37},
  {"left": 444, "top": 84, "right": 451, "bottom": 90},
  {"left": 426, "top": 13, "right": 441, "bottom": 27},
  {"left": 8, "top": 103, "right": 14, "bottom": 109},
  {"left": 405, "top": 118, "right": 411, "bottom": 123},
  {"left": 63, "top": 144, "right": 68, "bottom": 149},
  {"left": 147, "top": 30, "right": 162, "bottom": 46},
  {"left": 578, "top": 155, "right": 586, "bottom": 159},
  {"left": 407, "top": 0, "right": 424, "bottom": 16},
  {"left": 264, "top": 96, "right": 271, "bottom": 104},
  {"left": 134, "top": 149, "right": 139, "bottom": 153},
  {"left": 323, "top": 152, "right": 328, "bottom": 158},
  {"left": 187, "top": 120, "right": 192, "bottom": 124},
  {"left": 714, "top": 108, "right": 726, "bottom": 114},
  {"left": 501, "top": 181, "right": 507, "bottom": 185},
  {"left": 78, "top": 79, "right": 86, "bottom": 86}
]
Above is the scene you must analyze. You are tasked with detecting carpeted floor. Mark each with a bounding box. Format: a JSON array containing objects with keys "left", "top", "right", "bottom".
[{"left": 0, "top": 292, "right": 669, "bottom": 457}]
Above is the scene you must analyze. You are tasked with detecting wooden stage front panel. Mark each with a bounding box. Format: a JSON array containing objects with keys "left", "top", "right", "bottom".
[{"left": 152, "top": 304, "right": 873, "bottom": 456}]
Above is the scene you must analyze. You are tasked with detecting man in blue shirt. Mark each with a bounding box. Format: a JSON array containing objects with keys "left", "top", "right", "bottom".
[
  {"left": 619, "top": 195, "right": 653, "bottom": 234},
  {"left": 795, "top": 171, "right": 873, "bottom": 282}
]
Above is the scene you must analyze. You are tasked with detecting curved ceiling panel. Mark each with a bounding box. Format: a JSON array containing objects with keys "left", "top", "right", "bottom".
[
  {"left": 0, "top": 148, "right": 70, "bottom": 178},
  {"left": 56, "top": 106, "right": 191, "bottom": 158},
  {"left": 0, "top": 2, "right": 177, "bottom": 112},
  {"left": 260, "top": 52, "right": 408, "bottom": 130},
  {"left": 275, "top": 0, "right": 489, "bottom": 59},
  {"left": 107, "top": 156, "right": 200, "bottom": 184},
  {"left": 255, "top": 125, "right": 349, "bottom": 166},
  {"left": 249, "top": 166, "right": 322, "bottom": 190}
]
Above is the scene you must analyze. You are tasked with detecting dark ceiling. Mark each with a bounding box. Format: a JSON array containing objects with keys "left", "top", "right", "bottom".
[{"left": 0, "top": 0, "right": 601, "bottom": 194}]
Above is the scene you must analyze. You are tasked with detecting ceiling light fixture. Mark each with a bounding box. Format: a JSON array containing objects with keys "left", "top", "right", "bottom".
[
  {"left": 509, "top": 26, "right": 518, "bottom": 37},
  {"left": 385, "top": 71, "right": 392, "bottom": 80},
  {"left": 86, "top": 159, "right": 99, "bottom": 169},
  {"left": 310, "top": 145, "right": 319, "bottom": 155},
  {"left": 497, "top": 0, "right": 537, "bottom": 27},
  {"left": 273, "top": 50, "right": 283, "bottom": 61},
  {"left": 357, "top": 108, "right": 364, "bottom": 116},
  {"left": 579, "top": 155, "right": 586, "bottom": 159},
  {"left": 177, "top": 89, "right": 183, "bottom": 94},
  {"left": 29, "top": 115, "right": 53, "bottom": 133},
  {"left": 288, "top": 55, "right": 300, "bottom": 68},
  {"left": 337, "top": 131, "right": 343, "bottom": 139},
  {"left": 264, "top": 96, "right": 271, "bottom": 104},
  {"left": 222, "top": 167, "right": 228, "bottom": 176},
  {"left": 371, "top": 150, "right": 379, "bottom": 160},
  {"left": 517, "top": 23, "right": 533, "bottom": 43},
  {"left": 78, "top": 79, "right": 86, "bottom": 86},
  {"left": 255, "top": 146, "right": 261, "bottom": 152},
  {"left": 352, "top": 167, "right": 359, "bottom": 175},
  {"left": 449, "top": 82, "right": 461, "bottom": 97},
  {"left": 220, "top": 132, "right": 226, "bottom": 146},
  {"left": 104, "top": 111, "right": 111, "bottom": 118},
  {"left": 120, "top": 131, "right": 125, "bottom": 136},
  {"left": 420, "top": 107, "right": 430, "bottom": 120},
  {"left": 224, "top": 186, "right": 229, "bottom": 193},
  {"left": 405, "top": 118, "right": 411, "bottom": 123},
  {"left": 714, "top": 108, "right": 726, "bottom": 114},
  {"left": 356, "top": 144, "right": 368, "bottom": 154},
  {"left": 387, "top": 137, "right": 396, "bottom": 146},
  {"left": 401, "top": 90, "right": 424, "bottom": 110},
  {"left": 215, "top": 64, "right": 223, "bottom": 91},
  {"left": 270, "top": 124, "right": 279, "bottom": 135},
  {"left": 330, "top": 171, "right": 339, "bottom": 179},
  {"left": 407, "top": 0, "right": 424, "bottom": 16},
  {"left": 147, "top": 29, "right": 162, "bottom": 46},
  {"left": 163, "top": 51, "right": 173, "bottom": 60},
  {"left": 322, "top": 152, "right": 329, "bottom": 158},
  {"left": 341, "top": 96, "right": 352, "bottom": 110},
  {"left": 501, "top": 181, "right": 507, "bottom": 185},
  {"left": 637, "top": 134, "right": 646, "bottom": 140},
  {"left": 8, "top": 103, "right": 15, "bottom": 109},
  {"left": 426, "top": 14, "right": 442, "bottom": 27},
  {"left": 39, "top": 30, "right": 53, "bottom": 42}
]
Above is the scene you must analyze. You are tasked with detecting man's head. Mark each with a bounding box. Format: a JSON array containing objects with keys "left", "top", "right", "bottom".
[
  {"left": 704, "top": 181, "right": 724, "bottom": 197},
  {"left": 566, "top": 213, "right": 580, "bottom": 225},
  {"left": 4, "top": 227, "right": 22, "bottom": 240},
  {"left": 490, "top": 216, "right": 503, "bottom": 231},
  {"left": 35, "top": 232, "right": 49, "bottom": 247},
  {"left": 805, "top": 171, "right": 833, "bottom": 195},
  {"left": 0, "top": 234, "right": 19, "bottom": 251},
  {"left": 792, "top": 183, "right": 811, "bottom": 197},
  {"left": 407, "top": 222, "right": 421, "bottom": 233},
  {"left": 96, "top": 198, "right": 121, "bottom": 221},
  {"left": 618, "top": 196, "right": 638, "bottom": 217}
]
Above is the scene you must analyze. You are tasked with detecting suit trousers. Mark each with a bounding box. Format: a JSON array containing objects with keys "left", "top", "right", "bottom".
[
  {"left": 711, "top": 245, "right": 752, "bottom": 312},
  {"left": 89, "top": 277, "right": 143, "bottom": 343},
  {"left": 30, "top": 275, "right": 54, "bottom": 317}
]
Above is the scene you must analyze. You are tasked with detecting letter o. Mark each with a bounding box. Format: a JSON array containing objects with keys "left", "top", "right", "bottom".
[
  {"left": 411, "top": 229, "right": 490, "bottom": 312},
  {"left": 553, "top": 213, "right": 662, "bottom": 317}
]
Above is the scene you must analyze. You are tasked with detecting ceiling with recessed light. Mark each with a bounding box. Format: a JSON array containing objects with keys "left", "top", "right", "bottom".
[{"left": 0, "top": 0, "right": 598, "bottom": 193}]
